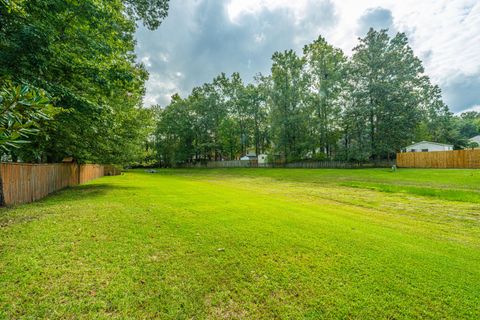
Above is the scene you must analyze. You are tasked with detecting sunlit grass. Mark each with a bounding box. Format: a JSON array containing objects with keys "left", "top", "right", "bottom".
[
  {"left": 1, "top": 169, "right": 479, "bottom": 319},
  {"left": 340, "top": 182, "right": 480, "bottom": 203}
]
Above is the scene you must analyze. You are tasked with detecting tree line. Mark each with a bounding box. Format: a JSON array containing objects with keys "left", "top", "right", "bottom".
[{"left": 154, "top": 30, "right": 479, "bottom": 166}]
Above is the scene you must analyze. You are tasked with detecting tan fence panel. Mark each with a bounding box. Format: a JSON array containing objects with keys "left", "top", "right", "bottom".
[
  {"left": 0, "top": 163, "right": 76, "bottom": 205},
  {"left": 79, "top": 164, "right": 104, "bottom": 184},
  {"left": 0, "top": 163, "right": 121, "bottom": 206},
  {"left": 397, "top": 150, "right": 480, "bottom": 168}
]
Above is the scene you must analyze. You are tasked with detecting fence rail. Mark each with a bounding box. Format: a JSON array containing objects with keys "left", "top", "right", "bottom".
[
  {"left": 397, "top": 150, "right": 480, "bottom": 168},
  {"left": 178, "top": 160, "right": 395, "bottom": 169},
  {"left": 0, "top": 163, "right": 121, "bottom": 206}
]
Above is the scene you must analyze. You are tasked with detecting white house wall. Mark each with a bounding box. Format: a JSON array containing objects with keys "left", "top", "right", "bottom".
[{"left": 407, "top": 142, "right": 452, "bottom": 152}]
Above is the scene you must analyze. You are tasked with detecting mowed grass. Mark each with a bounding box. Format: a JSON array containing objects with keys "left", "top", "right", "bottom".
[{"left": 1, "top": 168, "right": 479, "bottom": 319}]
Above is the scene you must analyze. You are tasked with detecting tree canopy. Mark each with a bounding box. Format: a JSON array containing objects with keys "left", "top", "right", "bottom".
[
  {"left": 154, "top": 29, "right": 473, "bottom": 166},
  {"left": 0, "top": 0, "right": 169, "bottom": 163}
]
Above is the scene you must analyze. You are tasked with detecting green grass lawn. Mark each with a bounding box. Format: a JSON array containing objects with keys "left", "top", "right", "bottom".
[{"left": 1, "top": 168, "right": 480, "bottom": 319}]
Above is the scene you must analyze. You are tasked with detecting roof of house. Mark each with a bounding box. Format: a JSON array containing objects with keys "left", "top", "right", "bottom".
[
  {"left": 469, "top": 135, "right": 480, "bottom": 140},
  {"left": 404, "top": 141, "right": 453, "bottom": 148}
]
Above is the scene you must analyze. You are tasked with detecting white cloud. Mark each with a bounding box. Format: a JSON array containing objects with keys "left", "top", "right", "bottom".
[
  {"left": 254, "top": 33, "right": 266, "bottom": 44},
  {"left": 137, "top": 0, "right": 480, "bottom": 111},
  {"left": 140, "top": 55, "right": 152, "bottom": 67},
  {"left": 158, "top": 53, "right": 169, "bottom": 63},
  {"left": 227, "top": 0, "right": 309, "bottom": 23},
  {"left": 143, "top": 73, "right": 177, "bottom": 106},
  {"left": 227, "top": 0, "right": 480, "bottom": 76},
  {"left": 390, "top": 0, "right": 480, "bottom": 84},
  {"left": 458, "top": 105, "right": 480, "bottom": 114}
]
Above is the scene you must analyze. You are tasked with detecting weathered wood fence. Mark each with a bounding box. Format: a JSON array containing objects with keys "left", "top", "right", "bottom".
[
  {"left": 397, "top": 150, "right": 480, "bottom": 168},
  {"left": 0, "top": 163, "right": 121, "bottom": 206},
  {"left": 178, "top": 160, "right": 394, "bottom": 169}
]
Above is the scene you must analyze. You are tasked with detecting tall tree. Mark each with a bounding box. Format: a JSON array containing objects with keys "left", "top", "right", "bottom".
[
  {"left": 270, "top": 50, "right": 308, "bottom": 161},
  {"left": 348, "top": 29, "right": 424, "bottom": 160},
  {"left": 244, "top": 82, "right": 269, "bottom": 156},
  {"left": 303, "top": 36, "right": 347, "bottom": 158},
  {"left": 155, "top": 94, "right": 195, "bottom": 166}
]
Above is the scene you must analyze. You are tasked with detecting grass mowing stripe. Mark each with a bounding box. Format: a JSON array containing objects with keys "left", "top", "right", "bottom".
[
  {"left": 0, "top": 169, "right": 479, "bottom": 319},
  {"left": 340, "top": 181, "right": 480, "bottom": 203}
]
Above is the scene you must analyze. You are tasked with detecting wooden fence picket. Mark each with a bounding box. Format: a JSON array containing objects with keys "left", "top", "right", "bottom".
[
  {"left": 0, "top": 163, "right": 120, "bottom": 206},
  {"left": 397, "top": 150, "right": 480, "bottom": 168}
]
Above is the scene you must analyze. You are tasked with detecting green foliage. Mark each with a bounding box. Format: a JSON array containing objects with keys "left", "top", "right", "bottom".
[
  {"left": 303, "top": 36, "right": 347, "bottom": 158},
  {"left": 155, "top": 73, "right": 270, "bottom": 166},
  {"left": 343, "top": 30, "right": 425, "bottom": 160},
  {"left": 0, "top": 0, "right": 170, "bottom": 164},
  {"left": 310, "top": 152, "right": 328, "bottom": 161},
  {"left": 453, "top": 111, "right": 480, "bottom": 148},
  {"left": 270, "top": 50, "right": 308, "bottom": 160},
  {"left": 156, "top": 29, "right": 462, "bottom": 165},
  {"left": 124, "top": 0, "right": 169, "bottom": 30},
  {"left": 0, "top": 82, "right": 57, "bottom": 151},
  {"left": 467, "top": 141, "right": 479, "bottom": 149},
  {"left": 155, "top": 94, "right": 195, "bottom": 166}
]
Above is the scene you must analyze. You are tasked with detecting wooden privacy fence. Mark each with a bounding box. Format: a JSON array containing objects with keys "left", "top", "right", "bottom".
[
  {"left": 397, "top": 149, "right": 480, "bottom": 168},
  {"left": 0, "top": 163, "right": 121, "bottom": 206}
]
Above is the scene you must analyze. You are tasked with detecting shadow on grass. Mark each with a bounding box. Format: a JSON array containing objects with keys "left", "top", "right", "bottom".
[
  {"left": 57, "top": 183, "right": 139, "bottom": 201},
  {"left": 0, "top": 183, "right": 139, "bottom": 228}
]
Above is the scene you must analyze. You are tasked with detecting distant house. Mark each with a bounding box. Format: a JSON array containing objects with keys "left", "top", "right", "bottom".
[
  {"left": 403, "top": 141, "right": 453, "bottom": 152},
  {"left": 469, "top": 135, "right": 480, "bottom": 145},
  {"left": 240, "top": 151, "right": 257, "bottom": 161}
]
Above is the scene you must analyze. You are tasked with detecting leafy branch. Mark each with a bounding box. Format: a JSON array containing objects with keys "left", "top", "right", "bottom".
[{"left": 0, "top": 82, "right": 58, "bottom": 151}]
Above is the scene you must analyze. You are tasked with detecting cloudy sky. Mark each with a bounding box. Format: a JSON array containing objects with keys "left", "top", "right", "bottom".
[{"left": 135, "top": 0, "right": 480, "bottom": 113}]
